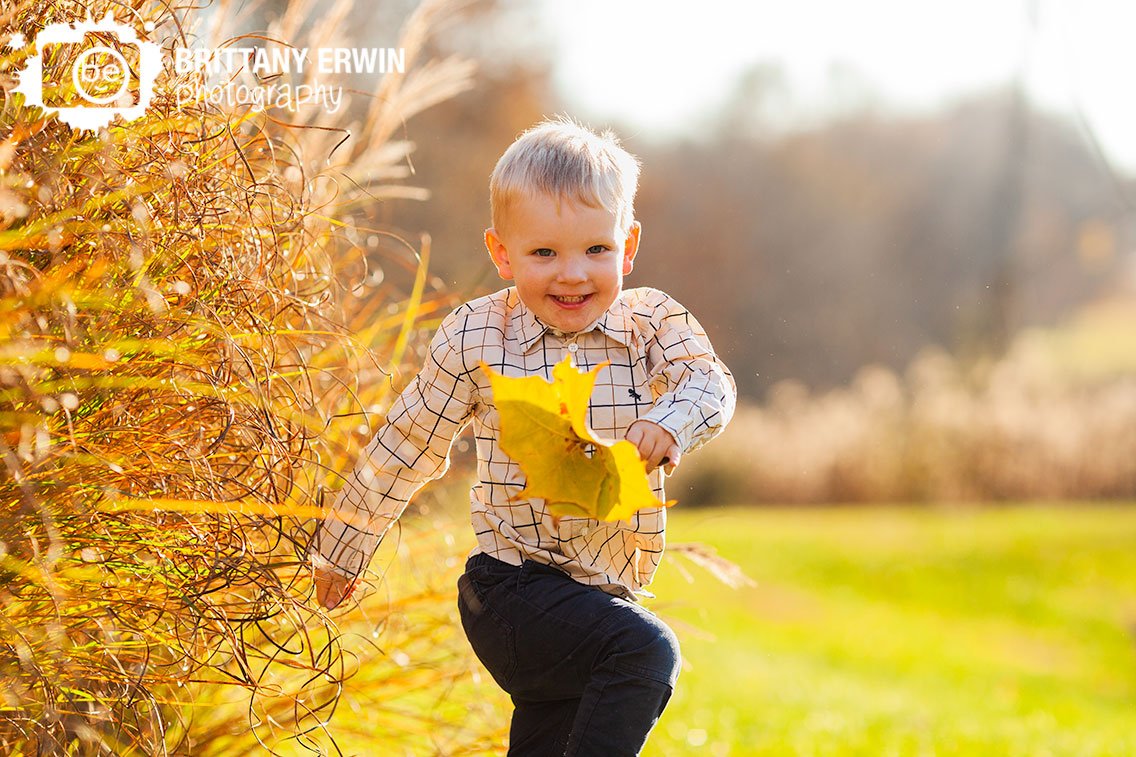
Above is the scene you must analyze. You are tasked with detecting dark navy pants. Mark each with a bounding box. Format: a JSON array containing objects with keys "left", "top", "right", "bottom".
[{"left": 456, "top": 552, "right": 681, "bottom": 757}]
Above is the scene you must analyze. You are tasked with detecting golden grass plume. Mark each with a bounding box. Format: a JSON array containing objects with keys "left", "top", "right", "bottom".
[{"left": 0, "top": 0, "right": 480, "bottom": 753}]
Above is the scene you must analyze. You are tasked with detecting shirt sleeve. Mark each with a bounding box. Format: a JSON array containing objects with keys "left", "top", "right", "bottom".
[
  {"left": 637, "top": 290, "right": 737, "bottom": 454},
  {"left": 313, "top": 309, "right": 477, "bottom": 580}
]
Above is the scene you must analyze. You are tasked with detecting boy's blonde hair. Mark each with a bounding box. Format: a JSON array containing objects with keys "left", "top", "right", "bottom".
[{"left": 490, "top": 117, "right": 641, "bottom": 233}]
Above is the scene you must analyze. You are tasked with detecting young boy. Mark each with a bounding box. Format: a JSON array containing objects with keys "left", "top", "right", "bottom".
[{"left": 312, "top": 118, "right": 736, "bottom": 756}]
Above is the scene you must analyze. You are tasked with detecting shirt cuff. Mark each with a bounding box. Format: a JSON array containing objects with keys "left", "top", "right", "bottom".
[{"left": 311, "top": 518, "right": 373, "bottom": 580}]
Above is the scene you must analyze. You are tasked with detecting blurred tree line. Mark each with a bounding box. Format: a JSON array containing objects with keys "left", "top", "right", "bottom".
[
  {"left": 635, "top": 88, "right": 1132, "bottom": 396},
  {"left": 328, "top": 1, "right": 1134, "bottom": 399}
]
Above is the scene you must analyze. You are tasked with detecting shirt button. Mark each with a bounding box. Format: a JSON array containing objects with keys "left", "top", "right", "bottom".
[{"left": 567, "top": 343, "right": 579, "bottom": 353}]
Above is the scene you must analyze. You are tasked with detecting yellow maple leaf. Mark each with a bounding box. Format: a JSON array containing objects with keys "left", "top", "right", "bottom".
[{"left": 480, "top": 357, "right": 674, "bottom": 522}]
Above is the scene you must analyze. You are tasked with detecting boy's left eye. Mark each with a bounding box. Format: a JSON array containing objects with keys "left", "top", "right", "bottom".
[{"left": 587, "top": 245, "right": 610, "bottom": 255}]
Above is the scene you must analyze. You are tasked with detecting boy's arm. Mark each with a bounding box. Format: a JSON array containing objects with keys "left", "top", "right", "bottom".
[
  {"left": 636, "top": 290, "right": 737, "bottom": 458},
  {"left": 313, "top": 311, "right": 476, "bottom": 592}
]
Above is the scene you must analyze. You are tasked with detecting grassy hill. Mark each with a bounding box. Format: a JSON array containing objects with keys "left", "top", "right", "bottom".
[{"left": 642, "top": 504, "right": 1136, "bottom": 756}]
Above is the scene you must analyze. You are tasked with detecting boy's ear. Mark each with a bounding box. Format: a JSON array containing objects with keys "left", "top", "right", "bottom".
[
  {"left": 622, "top": 221, "right": 641, "bottom": 276},
  {"left": 484, "top": 227, "right": 514, "bottom": 280}
]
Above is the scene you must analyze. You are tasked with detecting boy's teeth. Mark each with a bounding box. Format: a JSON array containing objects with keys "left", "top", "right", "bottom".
[{"left": 556, "top": 295, "right": 586, "bottom": 303}]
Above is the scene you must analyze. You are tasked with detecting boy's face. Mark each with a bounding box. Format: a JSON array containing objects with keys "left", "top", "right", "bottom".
[{"left": 484, "top": 192, "right": 640, "bottom": 334}]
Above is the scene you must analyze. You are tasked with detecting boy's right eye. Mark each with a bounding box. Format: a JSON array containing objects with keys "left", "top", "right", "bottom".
[{"left": 532, "top": 248, "right": 555, "bottom": 257}]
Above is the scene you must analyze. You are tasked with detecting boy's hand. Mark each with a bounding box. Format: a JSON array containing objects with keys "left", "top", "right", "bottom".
[
  {"left": 625, "top": 420, "right": 681, "bottom": 475},
  {"left": 314, "top": 566, "right": 355, "bottom": 610}
]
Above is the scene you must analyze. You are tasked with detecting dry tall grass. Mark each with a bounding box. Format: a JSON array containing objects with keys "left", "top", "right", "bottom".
[
  {"left": 674, "top": 304, "right": 1136, "bottom": 505},
  {"left": 0, "top": 0, "right": 488, "bottom": 754}
]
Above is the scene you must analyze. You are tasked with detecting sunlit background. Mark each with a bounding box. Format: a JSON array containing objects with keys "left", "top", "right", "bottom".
[
  {"left": 3, "top": 0, "right": 1135, "bottom": 754},
  {"left": 539, "top": 0, "right": 1136, "bottom": 170}
]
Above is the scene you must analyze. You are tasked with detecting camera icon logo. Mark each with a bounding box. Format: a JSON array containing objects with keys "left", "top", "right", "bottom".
[{"left": 14, "top": 12, "right": 162, "bottom": 132}]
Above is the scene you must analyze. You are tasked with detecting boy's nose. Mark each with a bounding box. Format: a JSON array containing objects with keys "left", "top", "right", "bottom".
[{"left": 556, "top": 259, "right": 587, "bottom": 283}]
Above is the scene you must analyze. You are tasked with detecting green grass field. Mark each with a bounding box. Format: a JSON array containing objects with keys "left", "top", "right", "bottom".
[{"left": 641, "top": 505, "right": 1136, "bottom": 757}]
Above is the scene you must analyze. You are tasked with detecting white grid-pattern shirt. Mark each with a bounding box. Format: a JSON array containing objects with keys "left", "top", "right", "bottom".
[{"left": 314, "top": 286, "right": 736, "bottom": 599}]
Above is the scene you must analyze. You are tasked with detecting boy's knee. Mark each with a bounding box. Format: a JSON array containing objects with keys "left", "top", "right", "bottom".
[
  {"left": 612, "top": 611, "right": 682, "bottom": 688},
  {"left": 647, "top": 621, "right": 682, "bottom": 688}
]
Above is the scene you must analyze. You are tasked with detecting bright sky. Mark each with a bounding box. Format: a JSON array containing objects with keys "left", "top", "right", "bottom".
[{"left": 538, "top": 0, "right": 1136, "bottom": 172}]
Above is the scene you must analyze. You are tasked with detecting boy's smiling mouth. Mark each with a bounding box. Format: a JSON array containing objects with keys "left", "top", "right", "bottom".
[{"left": 551, "top": 294, "right": 592, "bottom": 307}]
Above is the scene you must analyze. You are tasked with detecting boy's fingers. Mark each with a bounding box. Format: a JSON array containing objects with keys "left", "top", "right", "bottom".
[
  {"left": 625, "top": 423, "right": 645, "bottom": 447},
  {"left": 640, "top": 440, "right": 662, "bottom": 469},
  {"left": 315, "top": 570, "right": 354, "bottom": 610},
  {"left": 324, "top": 583, "right": 350, "bottom": 610},
  {"left": 646, "top": 443, "right": 671, "bottom": 471},
  {"left": 626, "top": 420, "right": 679, "bottom": 472},
  {"left": 316, "top": 580, "right": 336, "bottom": 609}
]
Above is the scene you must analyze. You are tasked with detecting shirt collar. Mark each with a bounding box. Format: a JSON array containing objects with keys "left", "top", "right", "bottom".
[{"left": 509, "top": 288, "right": 635, "bottom": 354}]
